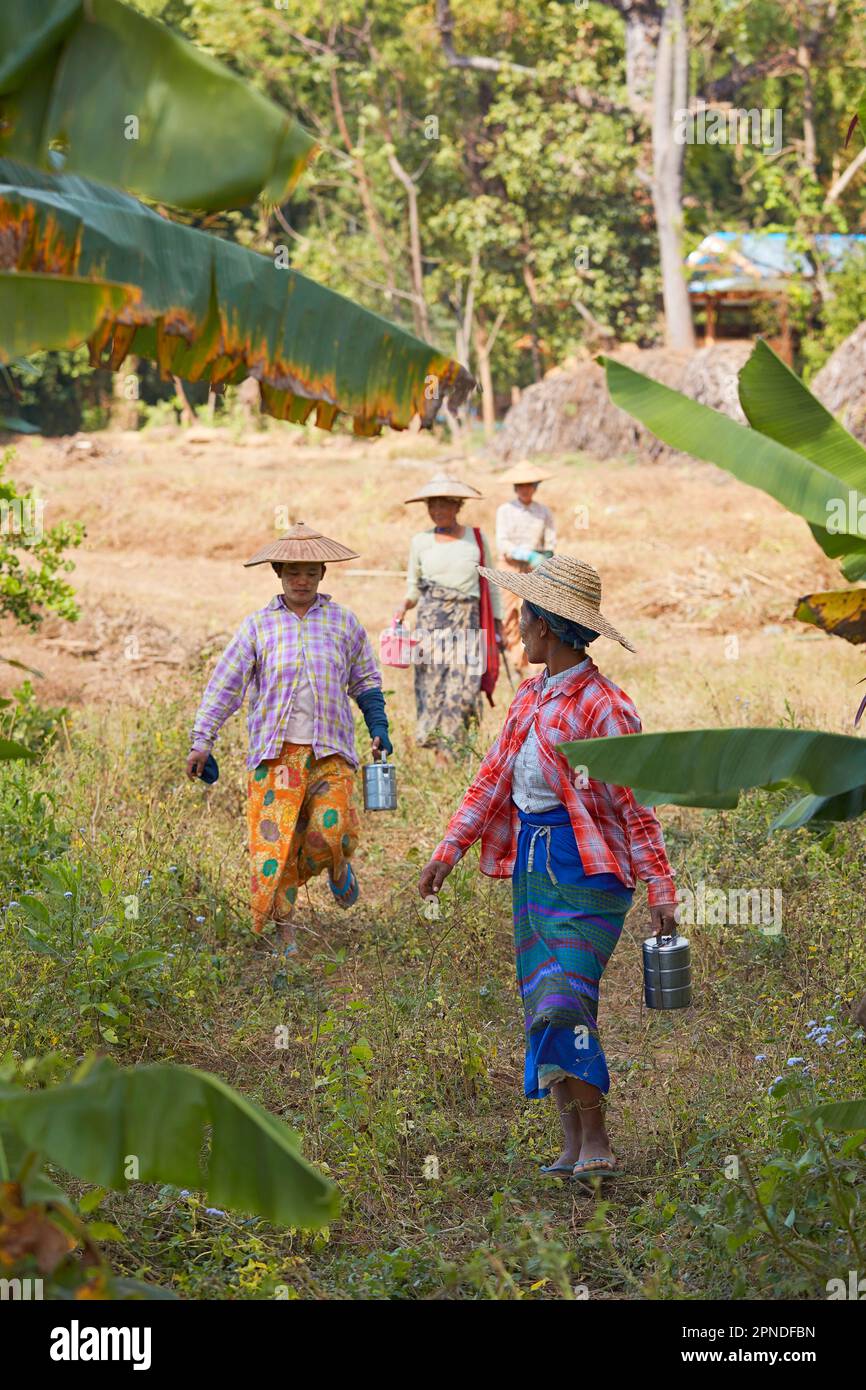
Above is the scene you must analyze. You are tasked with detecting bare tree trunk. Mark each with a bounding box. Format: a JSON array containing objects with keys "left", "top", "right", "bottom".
[
  {"left": 110, "top": 354, "right": 140, "bottom": 429},
  {"left": 798, "top": 39, "right": 817, "bottom": 172},
  {"left": 651, "top": 0, "right": 695, "bottom": 351},
  {"left": 621, "top": 0, "right": 659, "bottom": 114},
  {"left": 473, "top": 309, "right": 506, "bottom": 441},
  {"left": 173, "top": 375, "right": 196, "bottom": 426},
  {"left": 522, "top": 255, "right": 543, "bottom": 382},
  {"left": 387, "top": 152, "right": 431, "bottom": 341}
]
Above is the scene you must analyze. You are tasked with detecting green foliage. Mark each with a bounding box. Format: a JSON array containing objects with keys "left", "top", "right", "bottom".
[
  {"left": 801, "top": 248, "right": 866, "bottom": 379},
  {"left": 1, "top": 159, "right": 471, "bottom": 434},
  {"left": 601, "top": 344, "right": 866, "bottom": 546},
  {"left": 0, "top": 447, "right": 83, "bottom": 627},
  {"left": 0, "top": 763, "right": 69, "bottom": 899},
  {"left": 1, "top": 346, "right": 111, "bottom": 436},
  {"left": 0, "top": 679, "right": 68, "bottom": 753},
  {"left": 0, "top": 1053, "right": 339, "bottom": 1228},
  {"left": 1, "top": 687, "right": 865, "bottom": 1299},
  {"left": 0, "top": 0, "right": 317, "bottom": 210},
  {"left": 679, "top": 1076, "right": 866, "bottom": 1299}
]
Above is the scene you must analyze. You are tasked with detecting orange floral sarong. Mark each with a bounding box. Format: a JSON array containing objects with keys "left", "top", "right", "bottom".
[{"left": 247, "top": 741, "right": 361, "bottom": 932}]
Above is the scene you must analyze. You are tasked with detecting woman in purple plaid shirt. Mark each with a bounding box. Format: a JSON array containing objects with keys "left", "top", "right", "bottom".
[{"left": 186, "top": 524, "right": 391, "bottom": 949}]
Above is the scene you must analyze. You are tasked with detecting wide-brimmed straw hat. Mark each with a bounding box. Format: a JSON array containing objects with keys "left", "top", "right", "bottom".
[
  {"left": 498, "top": 461, "right": 553, "bottom": 485},
  {"left": 244, "top": 522, "right": 359, "bottom": 567},
  {"left": 403, "top": 471, "right": 482, "bottom": 503},
  {"left": 479, "top": 554, "right": 636, "bottom": 652}
]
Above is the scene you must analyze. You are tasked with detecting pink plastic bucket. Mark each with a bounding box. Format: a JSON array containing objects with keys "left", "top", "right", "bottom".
[{"left": 379, "top": 616, "right": 417, "bottom": 669}]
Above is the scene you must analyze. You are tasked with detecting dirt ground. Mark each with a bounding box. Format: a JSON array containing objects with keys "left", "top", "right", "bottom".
[{"left": 0, "top": 421, "right": 858, "bottom": 736}]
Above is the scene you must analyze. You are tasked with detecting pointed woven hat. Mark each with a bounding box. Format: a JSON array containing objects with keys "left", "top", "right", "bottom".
[
  {"left": 479, "top": 554, "right": 636, "bottom": 652},
  {"left": 403, "top": 471, "right": 483, "bottom": 503},
  {"left": 498, "top": 460, "right": 553, "bottom": 485},
  {"left": 244, "top": 523, "right": 359, "bottom": 567}
]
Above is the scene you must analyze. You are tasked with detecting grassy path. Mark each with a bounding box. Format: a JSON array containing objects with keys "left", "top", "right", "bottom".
[{"left": 2, "top": 677, "right": 864, "bottom": 1299}]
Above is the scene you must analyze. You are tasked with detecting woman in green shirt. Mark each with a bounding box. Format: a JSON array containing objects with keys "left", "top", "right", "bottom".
[{"left": 397, "top": 472, "right": 502, "bottom": 765}]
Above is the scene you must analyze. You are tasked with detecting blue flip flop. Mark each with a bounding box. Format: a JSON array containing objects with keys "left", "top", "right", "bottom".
[
  {"left": 328, "top": 863, "right": 359, "bottom": 908},
  {"left": 539, "top": 1162, "right": 575, "bottom": 1177}
]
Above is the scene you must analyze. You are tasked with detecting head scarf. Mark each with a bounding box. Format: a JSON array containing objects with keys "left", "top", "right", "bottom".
[{"left": 527, "top": 601, "right": 599, "bottom": 650}]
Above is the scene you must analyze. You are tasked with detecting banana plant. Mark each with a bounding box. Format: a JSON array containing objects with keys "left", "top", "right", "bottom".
[
  {"left": 0, "top": 270, "right": 134, "bottom": 360},
  {"left": 0, "top": 0, "right": 317, "bottom": 211},
  {"left": 602, "top": 340, "right": 866, "bottom": 602},
  {"left": 0, "top": 2, "right": 473, "bottom": 432},
  {"left": 595, "top": 340, "right": 866, "bottom": 828},
  {"left": 0, "top": 1052, "right": 338, "bottom": 1296},
  {"left": 562, "top": 726, "right": 866, "bottom": 832},
  {"left": 0, "top": 161, "right": 473, "bottom": 434}
]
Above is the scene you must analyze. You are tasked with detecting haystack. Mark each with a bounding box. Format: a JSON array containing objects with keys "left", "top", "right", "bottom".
[
  {"left": 811, "top": 322, "right": 866, "bottom": 445},
  {"left": 495, "top": 340, "right": 752, "bottom": 462}
]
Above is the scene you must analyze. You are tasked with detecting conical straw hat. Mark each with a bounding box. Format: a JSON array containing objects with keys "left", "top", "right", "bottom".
[
  {"left": 479, "top": 554, "right": 636, "bottom": 651},
  {"left": 403, "top": 471, "right": 483, "bottom": 503},
  {"left": 244, "top": 523, "right": 360, "bottom": 567},
  {"left": 498, "top": 460, "right": 553, "bottom": 485}
]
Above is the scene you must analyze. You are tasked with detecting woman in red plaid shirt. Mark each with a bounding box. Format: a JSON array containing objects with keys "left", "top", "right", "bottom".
[{"left": 418, "top": 555, "right": 678, "bottom": 1182}]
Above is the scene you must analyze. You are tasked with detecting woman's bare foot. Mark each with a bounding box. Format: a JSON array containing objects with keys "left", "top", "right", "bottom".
[
  {"left": 272, "top": 918, "right": 297, "bottom": 951},
  {"left": 575, "top": 1135, "right": 614, "bottom": 1166}
]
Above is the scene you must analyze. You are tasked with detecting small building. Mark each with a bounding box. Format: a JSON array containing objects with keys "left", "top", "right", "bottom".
[{"left": 686, "top": 231, "right": 866, "bottom": 363}]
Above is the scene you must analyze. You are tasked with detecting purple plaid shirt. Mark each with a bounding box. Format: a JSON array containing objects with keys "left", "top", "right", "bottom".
[{"left": 191, "top": 593, "right": 382, "bottom": 770}]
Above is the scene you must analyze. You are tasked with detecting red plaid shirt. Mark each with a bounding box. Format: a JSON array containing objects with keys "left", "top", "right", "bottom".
[{"left": 433, "top": 659, "right": 676, "bottom": 906}]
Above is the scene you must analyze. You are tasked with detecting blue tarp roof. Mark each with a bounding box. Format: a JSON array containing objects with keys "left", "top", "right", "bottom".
[{"left": 686, "top": 231, "right": 866, "bottom": 295}]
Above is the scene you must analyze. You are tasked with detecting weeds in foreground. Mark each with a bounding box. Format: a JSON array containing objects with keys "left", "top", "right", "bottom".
[{"left": 1, "top": 686, "right": 864, "bottom": 1299}]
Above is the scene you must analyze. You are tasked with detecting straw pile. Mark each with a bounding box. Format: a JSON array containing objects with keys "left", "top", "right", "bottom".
[
  {"left": 495, "top": 341, "right": 752, "bottom": 461},
  {"left": 811, "top": 322, "right": 866, "bottom": 445}
]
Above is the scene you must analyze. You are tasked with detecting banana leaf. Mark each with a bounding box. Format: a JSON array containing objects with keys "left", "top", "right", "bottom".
[
  {"left": 0, "top": 1057, "right": 338, "bottom": 1229},
  {"left": 0, "top": 269, "right": 133, "bottom": 360},
  {"left": 794, "top": 588, "right": 866, "bottom": 644},
  {"left": 800, "top": 1098, "right": 866, "bottom": 1131},
  {"left": 599, "top": 349, "right": 866, "bottom": 541},
  {"left": 0, "top": 161, "right": 474, "bottom": 434},
  {"left": 0, "top": 0, "right": 317, "bottom": 211},
  {"left": 561, "top": 726, "right": 866, "bottom": 809},
  {"left": 737, "top": 340, "right": 866, "bottom": 574},
  {"left": 769, "top": 784, "right": 866, "bottom": 832}
]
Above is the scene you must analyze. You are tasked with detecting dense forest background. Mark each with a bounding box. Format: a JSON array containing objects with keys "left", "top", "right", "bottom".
[{"left": 6, "top": 0, "right": 866, "bottom": 431}]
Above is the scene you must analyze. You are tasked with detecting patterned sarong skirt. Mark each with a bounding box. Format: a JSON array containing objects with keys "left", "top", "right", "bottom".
[
  {"left": 413, "top": 582, "right": 482, "bottom": 749},
  {"left": 513, "top": 804, "right": 633, "bottom": 1097},
  {"left": 247, "top": 740, "right": 360, "bottom": 931}
]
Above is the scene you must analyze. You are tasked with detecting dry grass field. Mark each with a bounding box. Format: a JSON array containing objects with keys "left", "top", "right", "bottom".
[
  {"left": 1, "top": 420, "right": 856, "bottom": 732},
  {"left": 1, "top": 420, "right": 864, "bottom": 1300}
]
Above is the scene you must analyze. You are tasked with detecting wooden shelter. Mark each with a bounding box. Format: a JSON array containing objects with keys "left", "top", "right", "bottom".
[{"left": 686, "top": 231, "right": 866, "bottom": 364}]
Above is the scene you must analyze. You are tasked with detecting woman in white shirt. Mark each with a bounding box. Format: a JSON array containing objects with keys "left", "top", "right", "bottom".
[
  {"left": 396, "top": 472, "right": 502, "bottom": 765},
  {"left": 496, "top": 461, "right": 556, "bottom": 675}
]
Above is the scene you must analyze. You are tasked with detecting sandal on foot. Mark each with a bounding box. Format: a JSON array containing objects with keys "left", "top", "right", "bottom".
[
  {"left": 571, "top": 1156, "right": 618, "bottom": 1180},
  {"left": 539, "top": 1161, "right": 576, "bottom": 1176},
  {"left": 328, "top": 863, "right": 359, "bottom": 908}
]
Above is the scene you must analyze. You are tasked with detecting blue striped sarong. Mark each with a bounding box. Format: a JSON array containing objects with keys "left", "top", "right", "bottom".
[{"left": 513, "top": 805, "right": 633, "bottom": 1098}]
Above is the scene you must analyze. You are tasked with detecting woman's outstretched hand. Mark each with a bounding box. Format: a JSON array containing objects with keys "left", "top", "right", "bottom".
[
  {"left": 418, "top": 858, "right": 451, "bottom": 900},
  {"left": 186, "top": 750, "right": 208, "bottom": 779}
]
